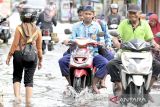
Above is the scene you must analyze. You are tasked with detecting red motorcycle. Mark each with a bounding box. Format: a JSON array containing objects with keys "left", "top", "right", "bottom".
[
  {"left": 42, "top": 29, "right": 53, "bottom": 54},
  {"left": 68, "top": 37, "right": 98, "bottom": 93}
]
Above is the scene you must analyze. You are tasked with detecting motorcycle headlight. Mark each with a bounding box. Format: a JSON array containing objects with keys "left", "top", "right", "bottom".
[
  {"left": 122, "top": 55, "right": 136, "bottom": 73},
  {"left": 122, "top": 54, "right": 152, "bottom": 74}
]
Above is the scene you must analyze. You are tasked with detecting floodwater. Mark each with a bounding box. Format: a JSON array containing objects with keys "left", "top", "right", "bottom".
[
  {"left": 0, "top": 43, "right": 113, "bottom": 107},
  {"left": 0, "top": 11, "right": 159, "bottom": 107},
  {"left": 0, "top": 43, "right": 160, "bottom": 107}
]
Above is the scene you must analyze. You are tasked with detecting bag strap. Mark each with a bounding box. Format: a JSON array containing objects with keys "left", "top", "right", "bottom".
[
  {"left": 18, "top": 25, "right": 38, "bottom": 43},
  {"left": 17, "top": 25, "right": 38, "bottom": 52}
]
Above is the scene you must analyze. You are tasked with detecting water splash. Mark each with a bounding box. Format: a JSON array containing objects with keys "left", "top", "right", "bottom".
[{"left": 62, "top": 86, "right": 109, "bottom": 106}]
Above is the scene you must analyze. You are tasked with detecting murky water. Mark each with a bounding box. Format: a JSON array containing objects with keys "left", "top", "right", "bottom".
[
  {"left": 1, "top": 12, "right": 160, "bottom": 106},
  {"left": 0, "top": 43, "right": 112, "bottom": 107}
]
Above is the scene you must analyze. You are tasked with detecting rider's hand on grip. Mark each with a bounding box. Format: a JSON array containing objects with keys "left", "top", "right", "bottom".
[{"left": 62, "top": 39, "right": 70, "bottom": 45}]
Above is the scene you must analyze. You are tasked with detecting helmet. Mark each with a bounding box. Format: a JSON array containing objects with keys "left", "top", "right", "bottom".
[
  {"left": 77, "top": 6, "right": 84, "bottom": 14},
  {"left": 19, "top": 0, "right": 27, "bottom": 4},
  {"left": 110, "top": 3, "right": 118, "bottom": 9},
  {"left": 20, "top": 5, "right": 37, "bottom": 23},
  {"left": 48, "top": 0, "right": 54, "bottom": 5}
]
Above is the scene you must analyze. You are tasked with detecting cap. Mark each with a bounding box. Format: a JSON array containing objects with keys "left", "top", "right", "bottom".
[
  {"left": 83, "top": 5, "right": 94, "bottom": 12},
  {"left": 128, "top": 4, "right": 140, "bottom": 12}
]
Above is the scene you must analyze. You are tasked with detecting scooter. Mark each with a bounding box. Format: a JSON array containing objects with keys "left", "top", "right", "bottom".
[
  {"left": 0, "top": 16, "right": 11, "bottom": 43},
  {"left": 68, "top": 37, "right": 98, "bottom": 93},
  {"left": 42, "top": 29, "right": 54, "bottom": 54},
  {"left": 118, "top": 39, "right": 153, "bottom": 106}
]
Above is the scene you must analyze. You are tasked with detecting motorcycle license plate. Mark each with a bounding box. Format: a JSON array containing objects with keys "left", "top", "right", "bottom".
[{"left": 42, "top": 36, "right": 51, "bottom": 40}]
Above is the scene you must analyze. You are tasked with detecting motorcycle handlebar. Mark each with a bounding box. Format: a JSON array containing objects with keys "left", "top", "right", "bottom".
[{"left": 61, "top": 40, "right": 101, "bottom": 47}]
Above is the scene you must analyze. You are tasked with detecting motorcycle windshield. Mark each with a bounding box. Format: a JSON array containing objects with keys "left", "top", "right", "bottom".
[{"left": 121, "top": 39, "right": 152, "bottom": 52}]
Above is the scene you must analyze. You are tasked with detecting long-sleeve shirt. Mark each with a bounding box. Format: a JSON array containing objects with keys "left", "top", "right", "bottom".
[
  {"left": 70, "top": 21, "right": 103, "bottom": 56},
  {"left": 36, "top": 12, "right": 57, "bottom": 32},
  {"left": 8, "top": 24, "right": 43, "bottom": 61},
  {"left": 99, "top": 19, "right": 112, "bottom": 46}
]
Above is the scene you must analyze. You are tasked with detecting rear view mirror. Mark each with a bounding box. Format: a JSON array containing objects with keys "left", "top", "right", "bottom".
[
  {"left": 97, "top": 32, "right": 105, "bottom": 37},
  {"left": 109, "top": 31, "right": 119, "bottom": 37},
  {"left": 64, "top": 29, "right": 72, "bottom": 34}
]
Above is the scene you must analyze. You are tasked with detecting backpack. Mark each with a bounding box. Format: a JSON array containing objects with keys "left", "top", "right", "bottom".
[{"left": 18, "top": 25, "right": 38, "bottom": 62}]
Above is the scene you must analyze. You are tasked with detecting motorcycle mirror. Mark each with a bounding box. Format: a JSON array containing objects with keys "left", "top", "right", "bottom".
[
  {"left": 109, "top": 31, "right": 119, "bottom": 37},
  {"left": 0, "top": 18, "right": 6, "bottom": 23},
  {"left": 97, "top": 32, "right": 105, "bottom": 37},
  {"left": 64, "top": 29, "right": 72, "bottom": 34}
]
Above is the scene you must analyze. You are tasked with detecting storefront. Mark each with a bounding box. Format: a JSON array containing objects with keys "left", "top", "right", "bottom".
[{"left": 59, "top": 0, "right": 104, "bottom": 22}]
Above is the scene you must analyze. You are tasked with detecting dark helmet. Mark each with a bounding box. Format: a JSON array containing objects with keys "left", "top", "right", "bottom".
[
  {"left": 77, "top": 6, "right": 84, "bottom": 14},
  {"left": 20, "top": 5, "right": 37, "bottom": 23},
  {"left": 22, "top": 0, "right": 28, "bottom": 4},
  {"left": 48, "top": 0, "right": 54, "bottom": 5},
  {"left": 19, "top": 0, "right": 27, "bottom": 5}
]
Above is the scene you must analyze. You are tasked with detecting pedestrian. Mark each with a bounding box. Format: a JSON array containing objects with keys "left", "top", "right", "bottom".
[{"left": 6, "top": 5, "right": 42, "bottom": 106}]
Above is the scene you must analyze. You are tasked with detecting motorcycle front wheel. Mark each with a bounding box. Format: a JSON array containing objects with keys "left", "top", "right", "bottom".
[
  {"left": 73, "top": 76, "right": 86, "bottom": 93},
  {"left": 3, "top": 38, "right": 8, "bottom": 43},
  {"left": 121, "top": 82, "right": 148, "bottom": 107}
]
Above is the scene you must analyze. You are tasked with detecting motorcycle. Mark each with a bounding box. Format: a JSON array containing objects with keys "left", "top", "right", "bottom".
[
  {"left": 108, "top": 24, "right": 118, "bottom": 34},
  {"left": 42, "top": 29, "right": 54, "bottom": 54},
  {"left": 109, "top": 24, "right": 118, "bottom": 29},
  {"left": 67, "top": 37, "right": 98, "bottom": 93},
  {"left": 118, "top": 39, "right": 153, "bottom": 106},
  {"left": 0, "top": 16, "right": 11, "bottom": 43}
]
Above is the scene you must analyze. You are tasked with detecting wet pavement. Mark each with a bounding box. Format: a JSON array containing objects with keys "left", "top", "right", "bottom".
[
  {"left": 0, "top": 36, "right": 160, "bottom": 107},
  {"left": 0, "top": 42, "right": 111, "bottom": 107},
  {"left": 0, "top": 12, "right": 159, "bottom": 107}
]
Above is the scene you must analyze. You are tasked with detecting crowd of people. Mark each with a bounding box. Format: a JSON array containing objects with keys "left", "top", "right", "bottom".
[
  {"left": 59, "top": 2, "right": 160, "bottom": 103},
  {"left": 4, "top": 1, "right": 160, "bottom": 106}
]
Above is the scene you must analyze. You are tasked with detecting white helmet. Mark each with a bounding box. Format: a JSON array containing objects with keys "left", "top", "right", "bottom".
[{"left": 110, "top": 3, "right": 118, "bottom": 9}]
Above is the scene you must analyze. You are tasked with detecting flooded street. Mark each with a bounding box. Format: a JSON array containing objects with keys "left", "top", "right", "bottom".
[
  {"left": 0, "top": 16, "right": 113, "bottom": 106},
  {"left": 0, "top": 42, "right": 112, "bottom": 107},
  {"left": 0, "top": 12, "right": 159, "bottom": 107},
  {"left": 1, "top": 36, "right": 160, "bottom": 107}
]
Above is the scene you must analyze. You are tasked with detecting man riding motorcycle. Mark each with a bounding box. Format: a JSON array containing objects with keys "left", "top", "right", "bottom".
[
  {"left": 36, "top": 6, "right": 57, "bottom": 53},
  {"left": 59, "top": 5, "right": 109, "bottom": 94},
  {"left": 107, "top": 3, "right": 121, "bottom": 29},
  {"left": 107, "top": 4, "right": 160, "bottom": 98}
]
